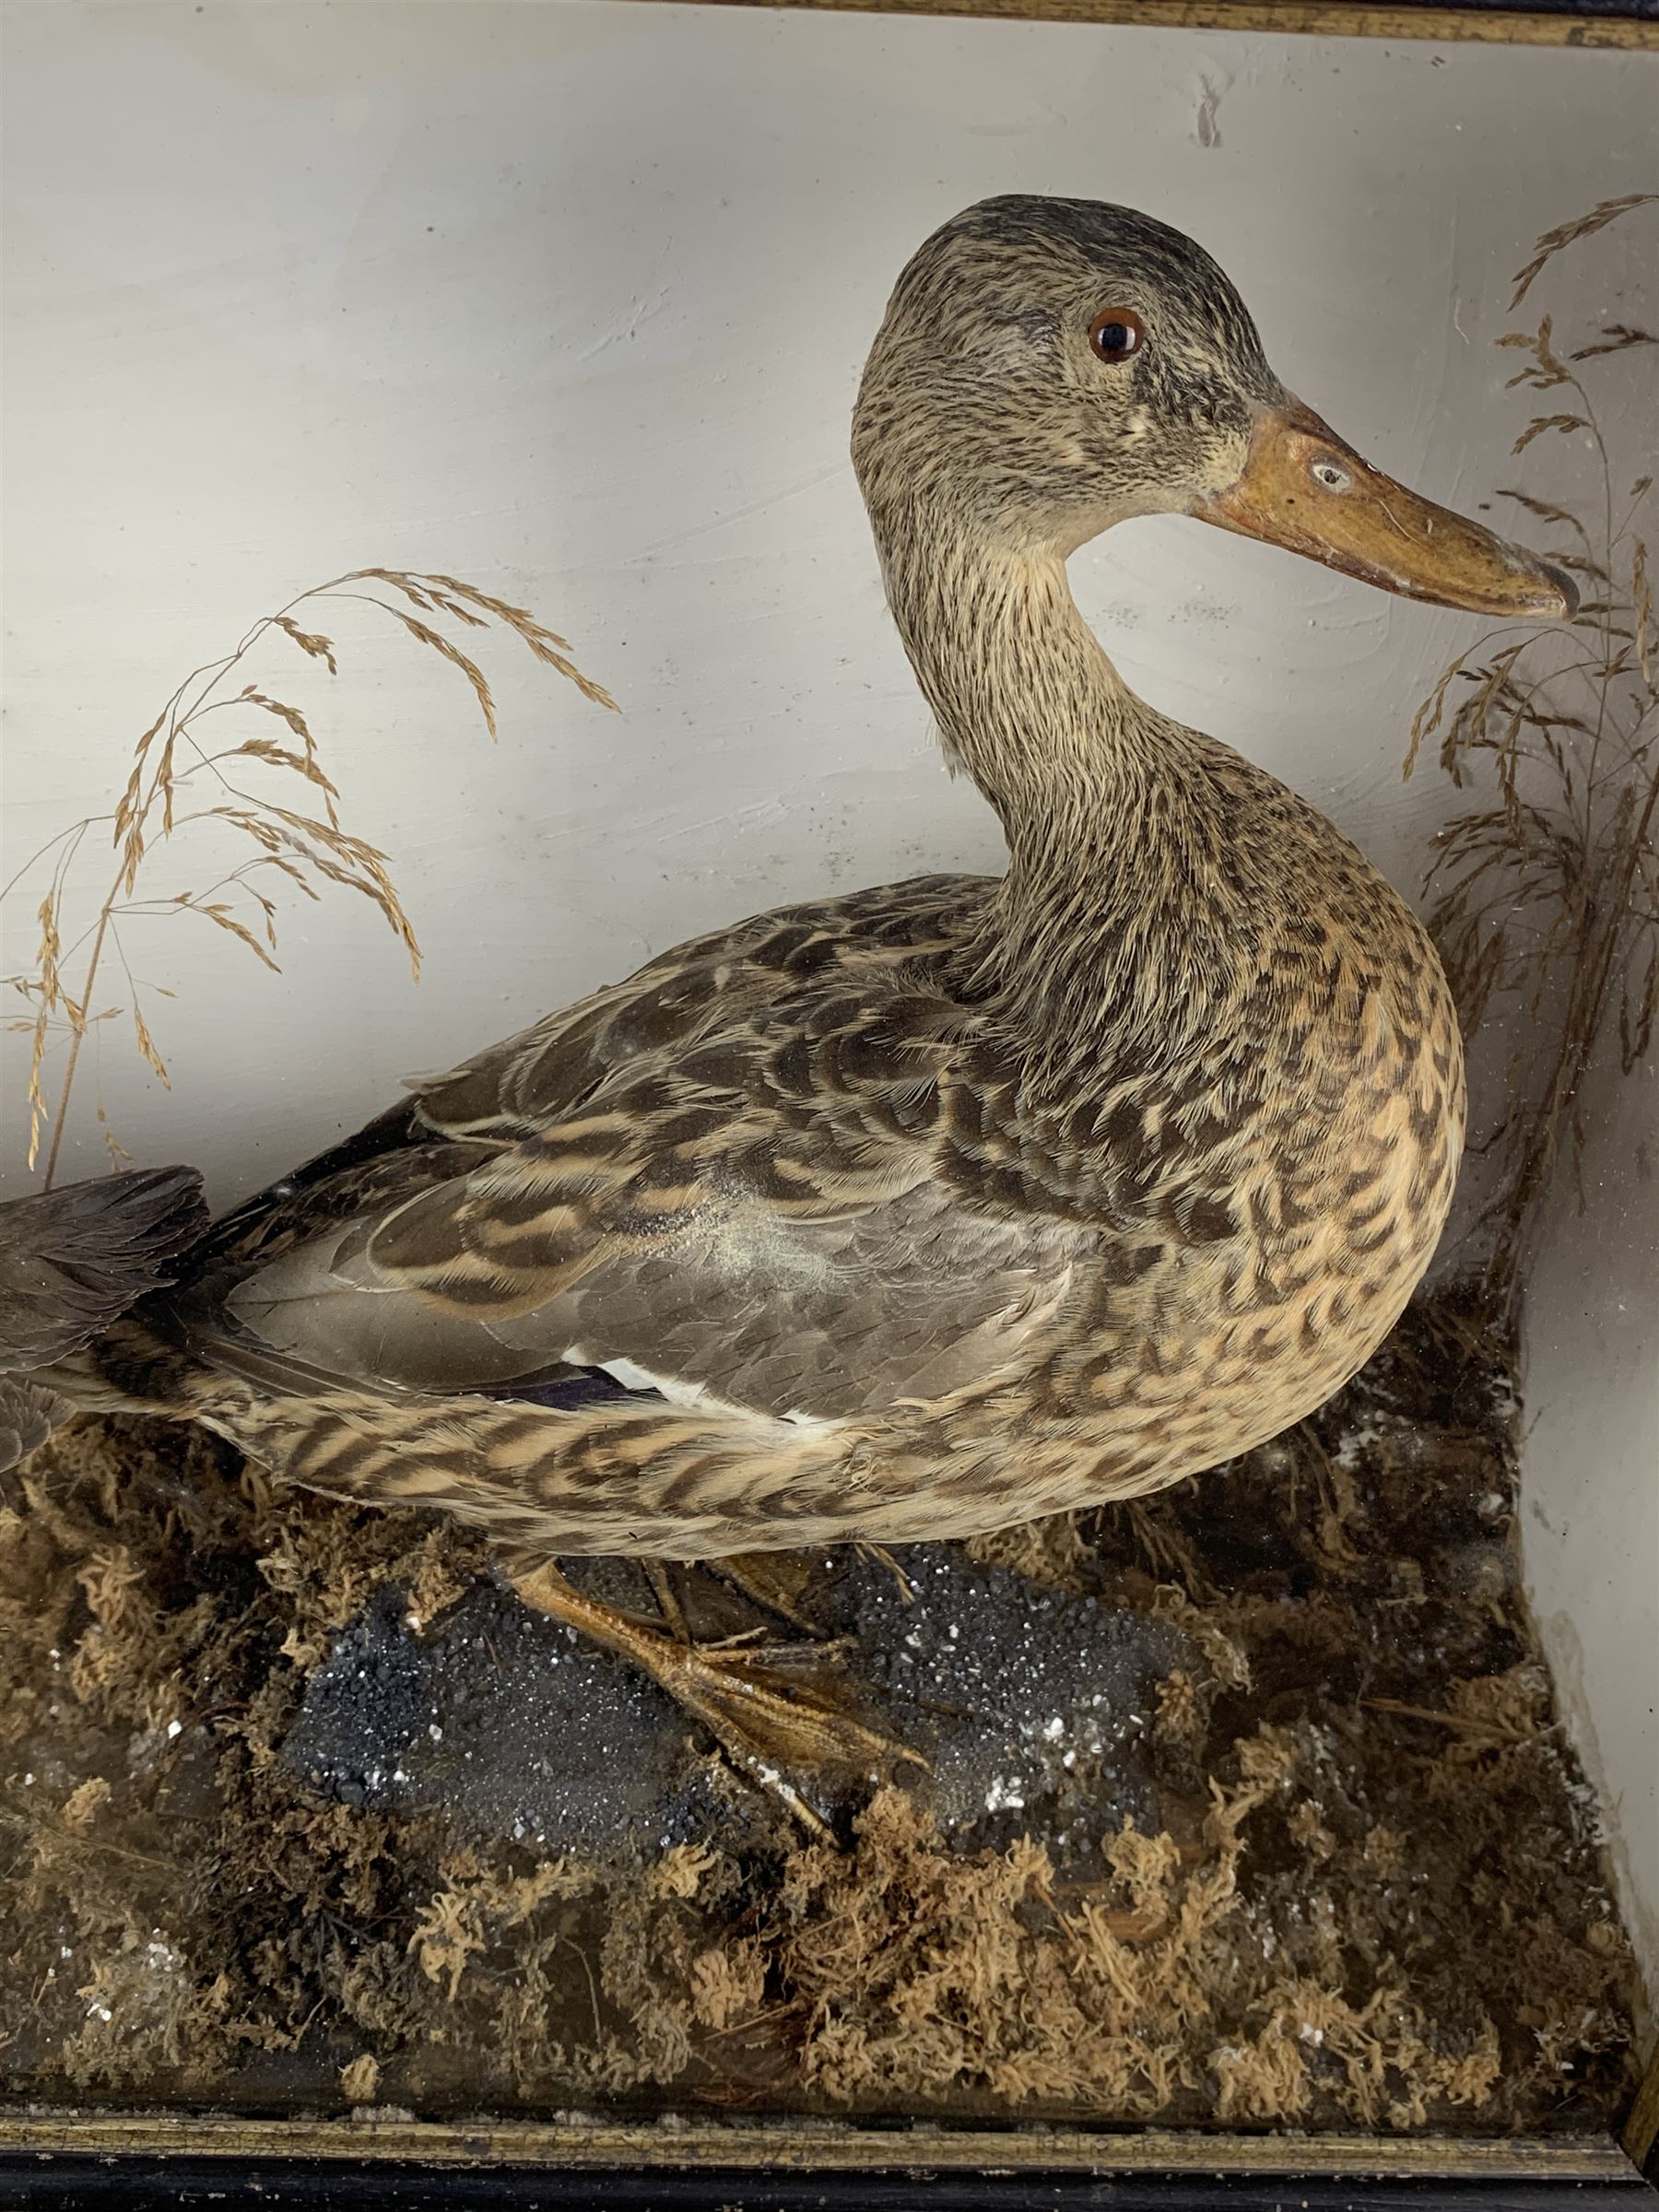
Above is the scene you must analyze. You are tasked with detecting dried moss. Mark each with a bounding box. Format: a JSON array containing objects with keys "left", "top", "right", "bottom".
[{"left": 0, "top": 1289, "right": 1639, "bottom": 2132}]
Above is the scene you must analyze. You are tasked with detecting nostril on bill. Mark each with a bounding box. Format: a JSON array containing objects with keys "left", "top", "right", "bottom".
[{"left": 1311, "top": 456, "right": 1353, "bottom": 493}]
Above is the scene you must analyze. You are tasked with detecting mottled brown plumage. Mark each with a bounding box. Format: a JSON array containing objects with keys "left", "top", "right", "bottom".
[{"left": 62, "top": 199, "right": 1575, "bottom": 1790}]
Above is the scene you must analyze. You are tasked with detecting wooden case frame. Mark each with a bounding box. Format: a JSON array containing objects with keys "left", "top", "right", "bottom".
[{"left": 5, "top": 1, "right": 1653, "bottom": 2200}]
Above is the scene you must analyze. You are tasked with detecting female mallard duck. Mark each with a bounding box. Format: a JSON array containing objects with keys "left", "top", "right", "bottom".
[{"left": 69, "top": 198, "right": 1571, "bottom": 1793}]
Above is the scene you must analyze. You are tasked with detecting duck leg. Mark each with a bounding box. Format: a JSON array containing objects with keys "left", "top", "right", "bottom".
[
  {"left": 645, "top": 1552, "right": 826, "bottom": 1645},
  {"left": 502, "top": 1553, "right": 912, "bottom": 1830},
  {"left": 700, "top": 1550, "right": 824, "bottom": 1639},
  {"left": 642, "top": 1560, "right": 692, "bottom": 1642}
]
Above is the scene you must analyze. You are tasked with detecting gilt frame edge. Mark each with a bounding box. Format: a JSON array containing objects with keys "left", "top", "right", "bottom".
[{"left": 611, "top": 0, "right": 1659, "bottom": 52}]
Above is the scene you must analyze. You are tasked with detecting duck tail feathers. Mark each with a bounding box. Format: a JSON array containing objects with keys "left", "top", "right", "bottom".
[{"left": 0, "top": 1165, "right": 210, "bottom": 1376}]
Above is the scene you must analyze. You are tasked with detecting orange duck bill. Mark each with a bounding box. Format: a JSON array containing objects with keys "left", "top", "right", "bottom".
[{"left": 1193, "top": 397, "right": 1579, "bottom": 621}]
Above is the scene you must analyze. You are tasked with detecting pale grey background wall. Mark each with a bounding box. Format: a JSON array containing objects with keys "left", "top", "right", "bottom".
[
  {"left": 3, "top": 0, "right": 1654, "bottom": 2016},
  {"left": 1524, "top": 1048, "right": 1659, "bottom": 2018}
]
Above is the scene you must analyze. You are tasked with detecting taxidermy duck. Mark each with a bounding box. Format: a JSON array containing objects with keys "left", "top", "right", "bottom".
[
  {"left": 0, "top": 1166, "right": 206, "bottom": 1472},
  {"left": 61, "top": 199, "right": 1574, "bottom": 1802}
]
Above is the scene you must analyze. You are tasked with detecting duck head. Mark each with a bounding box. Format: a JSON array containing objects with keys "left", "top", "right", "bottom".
[{"left": 853, "top": 194, "right": 1576, "bottom": 620}]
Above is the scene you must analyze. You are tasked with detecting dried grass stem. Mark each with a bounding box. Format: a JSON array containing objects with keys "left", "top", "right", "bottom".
[
  {"left": 1407, "top": 194, "right": 1655, "bottom": 1304},
  {"left": 7, "top": 569, "right": 613, "bottom": 1182}
]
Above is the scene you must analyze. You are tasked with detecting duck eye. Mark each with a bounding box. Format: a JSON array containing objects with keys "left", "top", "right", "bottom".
[{"left": 1088, "top": 306, "right": 1145, "bottom": 365}]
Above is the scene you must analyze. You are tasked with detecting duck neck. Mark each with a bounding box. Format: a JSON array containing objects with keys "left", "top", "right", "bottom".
[{"left": 876, "top": 504, "right": 1230, "bottom": 1075}]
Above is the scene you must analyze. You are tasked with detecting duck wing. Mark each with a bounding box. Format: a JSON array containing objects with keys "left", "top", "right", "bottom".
[{"left": 186, "top": 878, "right": 1088, "bottom": 1423}]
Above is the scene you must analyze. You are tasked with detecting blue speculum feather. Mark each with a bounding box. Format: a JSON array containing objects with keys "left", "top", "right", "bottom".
[{"left": 480, "top": 1371, "right": 664, "bottom": 1412}]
